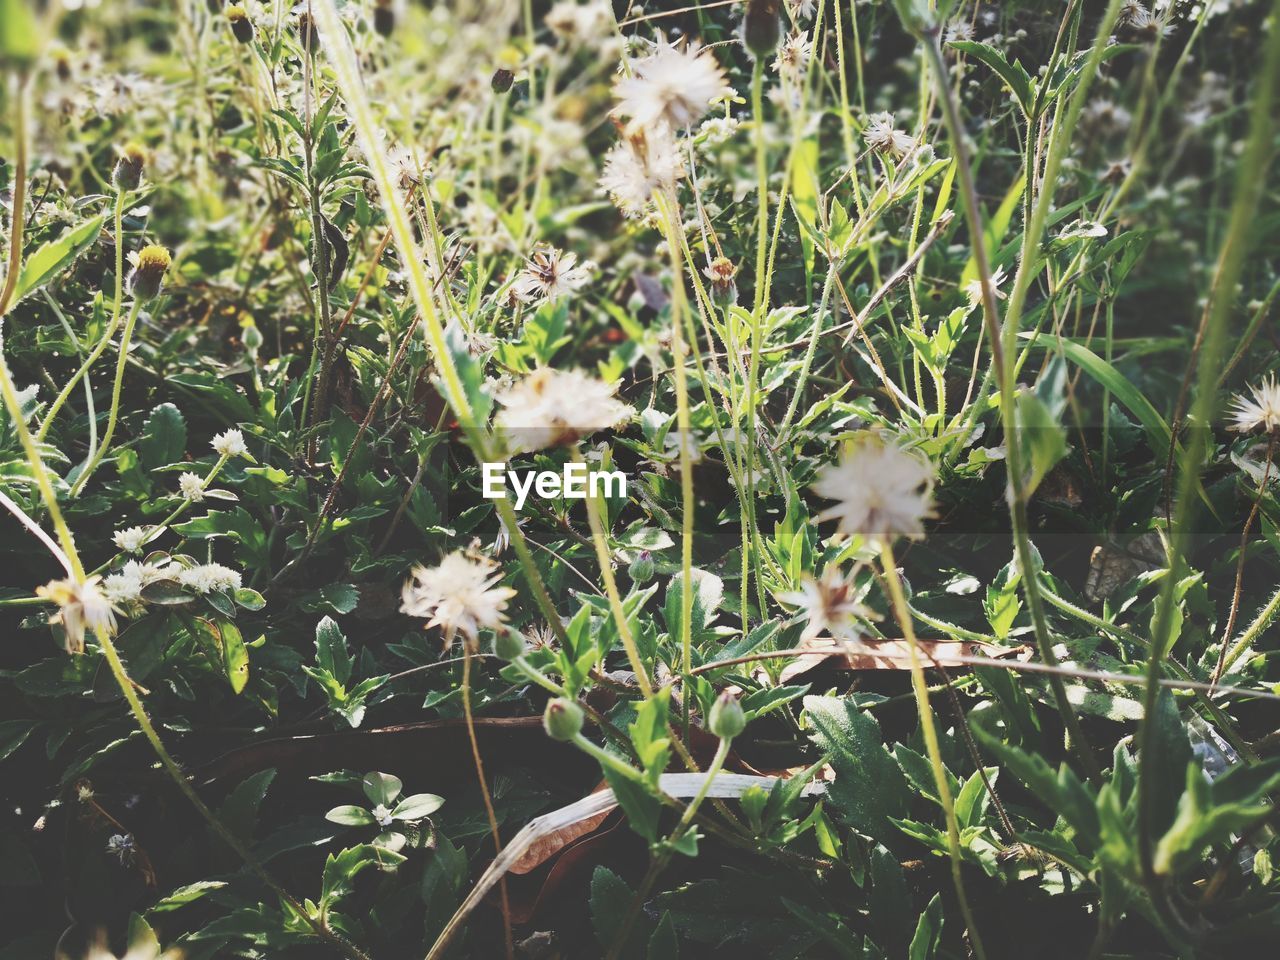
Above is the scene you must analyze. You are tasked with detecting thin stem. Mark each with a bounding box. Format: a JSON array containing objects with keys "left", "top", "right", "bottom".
[
  {"left": 879, "top": 542, "right": 988, "bottom": 960},
  {"left": 0, "top": 73, "right": 29, "bottom": 318},
  {"left": 70, "top": 298, "right": 144, "bottom": 495}
]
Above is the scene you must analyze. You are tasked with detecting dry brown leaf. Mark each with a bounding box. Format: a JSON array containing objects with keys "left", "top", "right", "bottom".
[{"left": 777, "top": 637, "right": 1031, "bottom": 684}]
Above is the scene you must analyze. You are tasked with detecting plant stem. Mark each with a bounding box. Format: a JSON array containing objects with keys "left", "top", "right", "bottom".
[
  {"left": 879, "top": 541, "right": 988, "bottom": 960},
  {"left": 70, "top": 298, "right": 143, "bottom": 495},
  {"left": 0, "top": 72, "right": 29, "bottom": 318}
]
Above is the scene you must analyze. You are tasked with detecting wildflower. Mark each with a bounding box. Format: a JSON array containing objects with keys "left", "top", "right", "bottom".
[
  {"left": 387, "top": 144, "right": 426, "bottom": 191},
  {"left": 945, "top": 19, "right": 975, "bottom": 43},
  {"left": 179, "top": 471, "right": 205, "bottom": 501},
  {"left": 294, "top": 4, "right": 322, "bottom": 52},
  {"left": 212, "top": 428, "right": 249, "bottom": 459},
  {"left": 543, "top": 697, "right": 585, "bottom": 741},
  {"left": 546, "top": 1, "right": 611, "bottom": 43},
  {"left": 612, "top": 40, "right": 729, "bottom": 133},
  {"left": 698, "top": 115, "right": 740, "bottom": 146},
  {"left": 226, "top": 5, "right": 255, "bottom": 44},
  {"left": 773, "top": 32, "right": 812, "bottom": 78},
  {"left": 76, "top": 781, "right": 94, "bottom": 803},
  {"left": 106, "top": 833, "right": 136, "bottom": 865},
  {"left": 103, "top": 561, "right": 149, "bottom": 604},
  {"left": 127, "top": 245, "right": 171, "bottom": 300},
  {"left": 37, "top": 576, "right": 118, "bottom": 654},
  {"left": 779, "top": 566, "right": 873, "bottom": 641},
  {"left": 1117, "top": 1, "right": 1152, "bottom": 29},
  {"left": 744, "top": 0, "right": 782, "bottom": 59},
  {"left": 111, "top": 142, "right": 148, "bottom": 192},
  {"left": 1228, "top": 376, "right": 1280, "bottom": 434},
  {"left": 965, "top": 265, "right": 1007, "bottom": 308},
  {"left": 511, "top": 246, "right": 593, "bottom": 305},
  {"left": 599, "top": 124, "right": 683, "bottom": 217},
  {"left": 705, "top": 256, "right": 738, "bottom": 308},
  {"left": 787, "top": 0, "right": 816, "bottom": 21},
  {"left": 112, "top": 526, "right": 152, "bottom": 554},
  {"left": 863, "top": 112, "right": 916, "bottom": 159},
  {"left": 495, "top": 368, "right": 633, "bottom": 452},
  {"left": 812, "top": 434, "right": 936, "bottom": 543},
  {"left": 177, "top": 563, "right": 243, "bottom": 594},
  {"left": 400, "top": 552, "right": 516, "bottom": 646}
]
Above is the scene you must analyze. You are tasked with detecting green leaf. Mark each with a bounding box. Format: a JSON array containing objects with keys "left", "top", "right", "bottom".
[
  {"left": 0, "top": 0, "right": 40, "bottom": 69},
  {"left": 218, "top": 619, "right": 250, "bottom": 694},
  {"left": 664, "top": 568, "right": 723, "bottom": 643},
  {"left": 1015, "top": 389, "right": 1067, "bottom": 495},
  {"left": 592, "top": 866, "right": 642, "bottom": 959},
  {"left": 300, "top": 583, "right": 360, "bottom": 615},
  {"left": 390, "top": 793, "right": 445, "bottom": 821},
  {"left": 316, "top": 615, "right": 353, "bottom": 686},
  {"left": 1146, "top": 689, "right": 1193, "bottom": 836},
  {"left": 908, "top": 894, "right": 943, "bottom": 960},
  {"left": 14, "top": 213, "right": 110, "bottom": 304},
  {"left": 139, "top": 403, "right": 187, "bottom": 471},
  {"left": 647, "top": 912, "right": 679, "bottom": 960},
  {"left": 0, "top": 720, "right": 36, "bottom": 763},
  {"left": 326, "top": 805, "right": 377, "bottom": 826},
  {"left": 602, "top": 764, "right": 662, "bottom": 843},
  {"left": 950, "top": 40, "right": 1034, "bottom": 115},
  {"left": 217, "top": 769, "right": 277, "bottom": 843},
  {"left": 803, "top": 695, "right": 911, "bottom": 842},
  {"left": 362, "top": 771, "right": 403, "bottom": 806}
]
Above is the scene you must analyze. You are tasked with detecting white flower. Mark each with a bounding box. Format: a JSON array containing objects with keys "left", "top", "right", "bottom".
[
  {"left": 37, "top": 576, "right": 118, "bottom": 654},
  {"left": 103, "top": 561, "right": 148, "bottom": 604},
  {"left": 599, "top": 125, "right": 683, "bottom": 218},
  {"left": 113, "top": 526, "right": 152, "bottom": 554},
  {"left": 212, "top": 429, "right": 249, "bottom": 459},
  {"left": 546, "top": 1, "right": 612, "bottom": 43},
  {"left": 773, "top": 33, "right": 812, "bottom": 78},
  {"left": 1228, "top": 376, "right": 1280, "bottom": 434},
  {"left": 697, "top": 115, "right": 740, "bottom": 147},
  {"left": 863, "top": 112, "right": 917, "bottom": 158},
  {"left": 945, "top": 19, "right": 975, "bottom": 43},
  {"left": 612, "top": 40, "right": 730, "bottom": 134},
  {"left": 106, "top": 833, "right": 136, "bottom": 864},
  {"left": 372, "top": 803, "right": 395, "bottom": 828},
  {"left": 400, "top": 552, "right": 516, "bottom": 646},
  {"left": 965, "top": 265, "right": 1008, "bottom": 308},
  {"left": 179, "top": 471, "right": 205, "bottom": 501},
  {"left": 387, "top": 144, "right": 427, "bottom": 190},
  {"left": 178, "top": 563, "right": 243, "bottom": 594},
  {"left": 812, "top": 434, "right": 936, "bottom": 543},
  {"left": 511, "top": 246, "right": 593, "bottom": 304},
  {"left": 779, "top": 567, "right": 873, "bottom": 641},
  {"left": 787, "top": 0, "right": 816, "bottom": 21},
  {"left": 495, "top": 368, "right": 633, "bottom": 452}
]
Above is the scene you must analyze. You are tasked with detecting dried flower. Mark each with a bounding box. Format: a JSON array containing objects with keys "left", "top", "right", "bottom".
[
  {"left": 1228, "top": 376, "right": 1280, "bottom": 434},
  {"left": 965, "top": 265, "right": 1007, "bottom": 308},
  {"left": 773, "top": 32, "right": 812, "bottom": 78},
  {"left": 212, "top": 428, "right": 249, "bottom": 459},
  {"left": 127, "top": 244, "right": 171, "bottom": 300},
  {"left": 599, "top": 124, "right": 683, "bottom": 217},
  {"left": 511, "top": 246, "right": 593, "bottom": 305},
  {"left": 779, "top": 566, "right": 872, "bottom": 641},
  {"left": 400, "top": 552, "right": 516, "bottom": 646},
  {"left": 812, "top": 434, "right": 936, "bottom": 543},
  {"left": 863, "top": 112, "right": 917, "bottom": 159},
  {"left": 37, "top": 576, "right": 118, "bottom": 654},
  {"left": 612, "top": 40, "right": 729, "bottom": 134},
  {"left": 495, "top": 368, "right": 633, "bottom": 452}
]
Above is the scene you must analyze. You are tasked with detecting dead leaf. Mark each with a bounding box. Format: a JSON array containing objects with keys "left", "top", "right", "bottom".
[{"left": 778, "top": 637, "right": 1031, "bottom": 684}]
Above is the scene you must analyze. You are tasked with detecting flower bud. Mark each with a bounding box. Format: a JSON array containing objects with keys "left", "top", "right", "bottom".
[
  {"left": 226, "top": 5, "right": 255, "bottom": 44},
  {"left": 543, "top": 697, "right": 584, "bottom": 742},
  {"left": 491, "top": 67, "right": 515, "bottom": 94},
  {"left": 373, "top": 0, "right": 395, "bottom": 37},
  {"left": 295, "top": 11, "right": 321, "bottom": 53},
  {"left": 743, "top": 0, "right": 781, "bottom": 60},
  {"left": 128, "top": 245, "right": 171, "bottom": 301},
  {"left": 708, "top": 691, "right": 746, "bottom": 740},
  {"left": 240, "top": 318, "right": 263, "bottom": 353},
  {"left": 494, "top": 629, "right": 525, "bottom": 661},
  {"left": 111, "top": 143, "right": 148, "bottom": 193},
  {"left": 628, "top": 550, "right": 656, "bottom": 584},
  {"left": 206, "top": 0, "right": 224, "bottom": 12},
  {"left": 705, "top": 257, "right": 738, "bottom": 309}
]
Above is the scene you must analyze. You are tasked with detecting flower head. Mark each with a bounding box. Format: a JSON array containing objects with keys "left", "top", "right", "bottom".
[
  {"left": 37, "top": 576, "right": 118, "bottom": 654},
  {"left": 127, "top": 245, "right": 171, "bottom": 300},
  {"left": 178, "top": 471, "right": 205, "bottom": 501},
  {"left": 177, "top": 562, "right": 242, "bottom": 594},
  {"left": 812, "top": 434, "right": 936, "bottom": 543},
  {"left": 965, "top": 265, "right": 1008, "bottom": 308},
  {"left": 612, "top": 40, "right": 729, "bottom": 134},
  {"left": 113, "top": 526, "right": 152, "bottom": 554},
  {"left": 511, "top": 246, "right": 593, "bottom": 305},
  {"left": 400, "top": 552, "right": 516, "bottom": 646},
  {"left": 1229, "top": 376, "right": 1280, "bottom": 434},
  {"left": 862, "top": 112, "right": 916, "bottom": 159},
  {"left": 495, "top": 368, "right": 633, "bottom": 452},
  {"left": 112, "top": 142, "right": 148, "bottom": 192},
  {"left": 212, "top": 428, "right": 249, "bottom": 459},
  {"left": 779, "top": 566, "right": 873, "bottom": 641},
  {"left": 773, "top": 32, "right": 812, "bottom": 78},
  {"left": 599, "top": 124, "right": 683, "bottom": 218},
  {"left": 226, "top": 5, "right": 255, "bottom": 44}
]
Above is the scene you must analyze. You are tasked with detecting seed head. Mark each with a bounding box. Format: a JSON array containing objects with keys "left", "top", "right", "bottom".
[
  {"left": 705, "top": 257, "right": 738, "bottom": 308},
  {"left": 127, "top": 244, "right": 171, "bottom": 300}
]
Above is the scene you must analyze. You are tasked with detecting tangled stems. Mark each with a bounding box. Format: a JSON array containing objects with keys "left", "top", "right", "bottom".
[
  {"left": 68, "top": 297, "right": 143, "bottom": 495},
  {"left": 879, "top": 541, "right": 988, "bottom": 960}
]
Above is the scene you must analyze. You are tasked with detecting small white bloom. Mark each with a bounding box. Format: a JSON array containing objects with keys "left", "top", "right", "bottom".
[
  {"left": 863, "top": 112, "right": 917, "bottom": 158},
  {"left": 698, "top": 115, "right": 740, "bottom": 147},
  {"left": 1228, "top": 376, "right": 1280, "bottom": 434},
  {"left": 612, "top": 40, "right": 730, "bottom": 134},
  {"left": 106, "top": 833, "right": 136, "bottom": 864},
  {"left": 511, "top": 246, "right": 593, "bottom": 305},
  {"left": 179, "top": 471, "right": 205, "bottom": 501},
  {"left": 103, "top": 561, "right": 149, "bottom": 604},
  {"left": 372, "top": 803, "right": 395, "bottom": 828},
  {"left": 779, "top": 567, "right": 873, "bottom": 641},
  {"left": 945, "top": 19, "right": 975, "bottom": 43},
  {"left": 773, "top": 33, "right": 812, "bottom": 78},
  {"left": 37, "top": 576, "right": 118, "bottom": 654},
  {"left": 787, "top": 0, "right": 816, "bottom": 21},
  {"left": 113, "top": 526, "right": 152, "bottom": 554},
  {"left": 212, "top": 429, "right": 249, "bottom": 459},
  {"left": 495, "top": 368, "right": 633, "bottom": 452},
  {"left": 965, "top": 265, "right": 1008, "bottom": 308},
  {"left": 401, "top": 552, "right": 516, "bottom": 646},
  {"left": 812, "top": 434, "right": 936, "bottom": 543},
  {"left": 178, "top": 563, "right": 243, "bottom": 594},
  {"left": 599, "top": 124, "right": 684, "bottom": 217}
]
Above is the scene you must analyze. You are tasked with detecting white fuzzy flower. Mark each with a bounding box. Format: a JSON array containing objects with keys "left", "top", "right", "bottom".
[
  {"left": 698, "top": 115, "right": 740, "bottom": 147},
  {"left": 400, "top": 552, "right": 516, "bottom": 646},
  {"left": 37, "top": 576, "right": 118, "bottom": 654},
  {"left": 965, "top": 265, "right": 1008, "bottom": 308},
  {"left": 179, "top": 472, "right": 205, "bottom": 501},
  {"left": 812, "top": 435, "right": 936, "bottom": 543},
  {"left": 1229, "top": 376, "right": 1280, "bottom": 434},
  {"left": 779, "top": 567, "right": 873, "bottom": 641},
  {"left": 178, "top": 563, "right": 243, "bottom": 594},
  {"left": 599, "top": 125, "right": 684, "bottom": 217},
  {"left": 103, "top": 560, "right": 158, "bottom": 604},
  {"left": 511, "top": 246, "right": 593, "bottom": 304},
  {"left": 113, "top": 526, "right": 152, "bottom": 554},
  {"left": 863, "top": 112, "right": 917, "bottom": 158},
  {"left": 773, "top": 33, "right": 812, "bottom": 78},
  {"left": 212, "top": 429, "right": 249, "bottom": 459},
  {"left": 495, "top": 368, "right": 633, "bottom": 452},
  {"left": 612, "top": 40, "right": 730, "bottom": 134},
  {"left": 787, "top": 0, "right": 816, "bottom": 21}
]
